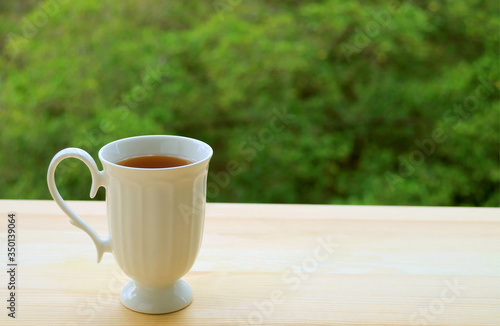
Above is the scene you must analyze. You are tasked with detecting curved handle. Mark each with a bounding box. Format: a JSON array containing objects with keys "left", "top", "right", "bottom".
[{"left": 47, "top": 148, "right": 112, "bottom": 263}]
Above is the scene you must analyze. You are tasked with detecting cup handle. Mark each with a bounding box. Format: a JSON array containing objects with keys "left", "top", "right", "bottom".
[{"left": 47, "top": 148, "right": 112, "bottom": 263}]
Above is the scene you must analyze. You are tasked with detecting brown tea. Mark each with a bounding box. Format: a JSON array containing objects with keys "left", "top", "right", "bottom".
[{"left": 116, "top": 155, "right": 193, "bottom": 168}]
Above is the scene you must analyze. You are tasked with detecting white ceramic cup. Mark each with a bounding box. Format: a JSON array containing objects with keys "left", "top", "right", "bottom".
[{"left": 47, "top": 135, "right": 213, "bottom": 314}]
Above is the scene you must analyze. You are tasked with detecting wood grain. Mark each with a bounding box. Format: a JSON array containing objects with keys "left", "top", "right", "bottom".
[{"left": 0, "top": 200, "right": 498, "bottom": 325}]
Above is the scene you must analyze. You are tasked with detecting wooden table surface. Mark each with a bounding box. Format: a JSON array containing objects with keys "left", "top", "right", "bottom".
[{"left": 0, "top": 200, "right": 499, "bottom": 325}]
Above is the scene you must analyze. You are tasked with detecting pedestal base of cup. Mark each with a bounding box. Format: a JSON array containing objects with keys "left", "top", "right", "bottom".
[{"left": 120, "top": 279, "right": 193, "bottom": 314}]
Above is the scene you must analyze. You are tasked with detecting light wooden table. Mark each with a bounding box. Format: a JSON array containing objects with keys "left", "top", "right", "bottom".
[{"left": 0, "top": 200, "right": 498, "bottom": 325}]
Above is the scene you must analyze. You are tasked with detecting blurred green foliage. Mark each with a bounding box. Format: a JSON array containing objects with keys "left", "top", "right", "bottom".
[{"left": 0, "top": 0, "right": 499, "bottom": 205}]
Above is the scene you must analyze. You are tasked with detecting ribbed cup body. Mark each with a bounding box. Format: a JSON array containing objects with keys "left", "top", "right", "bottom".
[
  {"left": 103, "top": 163, "right": 208, "bottom": 288},
  {"left": 97, "top": 135, "right": 212, "bottom": 289}
]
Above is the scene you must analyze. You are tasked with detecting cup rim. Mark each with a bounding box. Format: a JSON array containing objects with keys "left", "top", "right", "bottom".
[{"left": 98, "top": 135, "right": 213, "bottom": 171}]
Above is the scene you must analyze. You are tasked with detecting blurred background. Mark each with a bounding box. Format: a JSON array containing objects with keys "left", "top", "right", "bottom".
[{"left": 0, "top": 1, "right": 498, "bottom": 206}]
